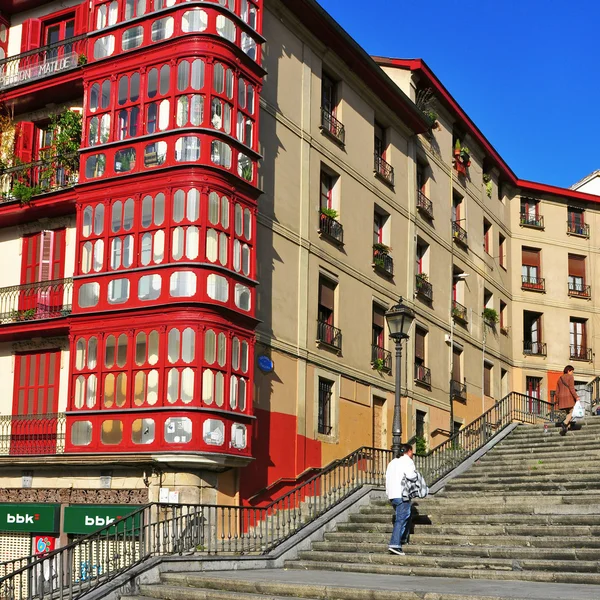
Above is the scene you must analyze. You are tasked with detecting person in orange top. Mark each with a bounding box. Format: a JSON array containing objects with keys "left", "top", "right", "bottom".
[{"left": 555, "top": 365, "right": 579, "bottom": 436}]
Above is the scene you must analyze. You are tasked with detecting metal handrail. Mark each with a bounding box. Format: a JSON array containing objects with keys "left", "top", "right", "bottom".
[
  {"left": 374, "top": 153, "right": 394, "bottom": 185},
  {"left": 568, "top": 282, "right": 591, "bottom": 298},
  {"left": 452, "top": 299, "right": 467, "bottom": 322},
  {"left": 319, "top": 212, "right": 344, "bottom": 243},
  {"left": 567, "top": 221, "right": 589, "bottom": 237},
  {"left": 371, "top": 344, "right": 392, "bottom": 372},
  {"left": 373, "top": 250, "right": 394, "bottom": 276},
  {"left": 415, "top": 274, "right": 433, "bottom": 301},
  {"left": 520, "top": 212, "right": 544, "bottom": 228},
  {"left": 316, "top": 320, "right": 342, "bottom": 351},
  {"left": 416, "top": 190, "right": 433, "bottom": 218},
  {"left": 521, "top": 275, "right": 545, "bottom": 291},
  {"left": 452, "top": 221, "right": 468, "bottom": 245},
  {"left": 320, "top": 107, "right": 345, "bottom": 144}
]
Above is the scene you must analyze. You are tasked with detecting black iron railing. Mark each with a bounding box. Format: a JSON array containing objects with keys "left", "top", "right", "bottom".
[
  {"left": 570, "top": 345, "right": 592, "bottom": 361},
  {"left": 0, "top": 35, "right": 87, "bottom": 91},
  {"left": 0, "top": 278, "right": 73, "bottom": 325},
  {"left": 317, "top": 320, "right": 342, "bottom": 351},
  {"left": 523, "top": 341, "right": 547, "bottom": 356},
  {"left": 416, "top": 190, "right": 433, "bottom": 218},
  {"left": 568, "top": 282, "right": 591, "bottom": 298},
  {"left": 521, "top": 275, "right": 545, "bottom": 292},
  {"left": 452, "top": 299, "right": 467, "bottom": 322},
  {"left": 520, "top": 212, "right": 544, "bottom": 228},
  {"left": 320, "top": 107, "right": 345, "bottom": 144},
  {"left": 450, "top": 378, "right": 467, "bottom": 401},
  {"left": 415, "top": 274, "right": 433, "bottom": 301},
  {"left": 319, "top": 212, "right": 344, "bottom": 244},
  {"left": 0, "top": 413, "right": 65, "bottom": 456},
  {"left": 374, "top": 153, "right": 394, "bottom": 185},
  {"left": 0, "top": 154, "right": 79, "bottom": 203},
  {"left": 452, "top": 221, "right": 468, "bottom": 246},
  {"left": 567, "top": 221, "right": 589, "bottom": 238},
  {"left": 415, "top": 364, "right": 431, "bottom": 386},
  {"left": 371, "top": 345, "right": 392, "bottom": 373},
  {"left": 373, "top": 250, "right": 394, "bottom": 276}
]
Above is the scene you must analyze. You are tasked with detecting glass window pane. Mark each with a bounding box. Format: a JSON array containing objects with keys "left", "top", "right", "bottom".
[
  {"left": 177, "top": 60, "right": 189, "bottom": 92},
  {"left": 182, "top": 9, "right": 208, "bottom": 32},
  {"left": 85, "top": 154, "right": 106, "bottom": 178},
  {"left": 135, "top": 332, "right": 147, "bottom": 365},
  {"left": 206, "top": 229, "right": 217, "bottom": 263},
  {"left": 88, "top": 337, "right": 98, "bottom": 369},
  {"left": 147, "top": 369, "right": 158, "bottom": 405},
  {"left": 215, "top": 372, "right": 224, "bottom": 407},
  {"left": 132, "top": 418, "right": 155, "bottom": 444},
  {"left": 78, "top": 282, "right": 100, "bottom": 308},
  {"left": 203, "top": 419, "right": 224, "bottom": 445},
  {"left": 168, "top": 368, "right": 179, "bottom": 403},
  {"left": 82, "top": 242, "right": 92, "bottom": 274},
  {"left": 147, "top": 68, "right": 158, "bottom": 98},
  {"left": 108, "top": 278, "right": 130, "bottom": 304},
  {"left": 207, "top": 274, "right": 228, "bottom": 302},
  {"left": 140, "top": 232, "right": 152, "bottom": 265},
  {"left": 142, "top": 195, "right": 152, "bottom": 228},
  {"left": 170, "top": 271, "right": 197, "bottom": 297},
  {"left": 134, "top": 371, "right": 146, "bottom": 406},
  {"left": 122, "top": 26, "right": 143, "bottom": 50},
  {"left": 168, "top": 328, "right": 181, "bottom": 363},
  {"left": 173, "top": 190, "right": 185, "bottom": 222},
  {"left": 172, "top": 227, "right": 184, "bottom": 260},
  {"left": 235, "top": 204, "right": 243, "bottom": 236},
  {"left": 148, "top": 331, "right": 159, "bottom": 365},
  {"left": 76, "top": 338, "right": 86, "bottom": 370},
  {"left": 123, "top": 198, "right": 134, "bottom": 230},
  {"left": 118, "top": 75, "right": 128, "bottom": 105},
  {"left": 101, "top": 420, "right": 123, "bottom": 445},
  {"left": 217, "top": 332, "right": 226, "bottom": 367},
  {"left": 186, "top": 226, "right": 199, "bottom": 259},
  {"left": 202, "top": 369, "right": 214, "bottom": 405},
  {"left": 154, "top": 193, "right": 165, "bottom": 225},
  {"left": 71, "top": 421, "right": 92, "bottom": 445},
  {"left": 182, "top": 327, "right": 195, "bottom": 363},
  {"left": 221, "top": 196, "right": 229, "bottom": 228},
  {"left": 208, "top": 192, "right": 219, "bottom": 224},
  {"left": 154, "top": 230, "right": 165, "bottom": 263},
  {"left": 138, "top": 274, "right": 161, "bottom": 301},
  {"left": 232, "top": 337, "right": 240, "bottom": 371},
  {"left": 241, "top": 341, "right": 248, "bottom": 373},
  {"left": 164, "top": 417, "right": 192, "bottom": 444},
  {"left": 188, "top": 189, "right": 200, "bottom": 221},
  {"left": 181, "top": 367, "right": 194, "bottom": 403},
  {"left": 83, "top": 206, "right": 93, "bottom": 237},
  {"left": 105, "top": 335, "right": 116, "bottom": 368},
  {"left": 130, "top": 72, "right": 140, "bottom": 102},
  {"left": 191, "top": 59, "right": 204, "bottom": 90},
  {"left": 204, "top": 330, "right": 216, "bottom": 364},
  {"left": 159, "top": 64, "right": 170, "bottom": 95}
]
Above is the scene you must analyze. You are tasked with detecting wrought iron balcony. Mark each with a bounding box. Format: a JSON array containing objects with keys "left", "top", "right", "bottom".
[
  {"left": 452, "top": 300, "right": 468, "bottom": 323},
  {"left": 0, "top": 413, "right": 65, "bottom": 456},
  {"left": 0, "top": 278, "right": 73, "bottom": 325},
  {"left": 415, "top": 364, "right": 431, "bottom": 387},
  {"left": 317, "top": 320, "right": 342, "bottom": 352},
  {"left": 371, "top": 344, "right": 392, "bottom": 373},
  {"left": 416, "top": 190, "right": 433, "bottom": 219},
  {"left": 0, "top": 35, "right": 86, "bottom": 92},
  {"left": 523, "top": 341, "right": 547, "bottom": 356},
  {"left": 452, "top": 221, "right": 468, "bottom": 246},
  {"left": 521, "top": 275, "right": 545, "bottom": 292},
  {"left": 374, "top": 153, "right": 394, "bottom": 186},
  {"left": 415, "top": 274, "right": 433, "bottom": 302},
  {"left": 568, "top": 282, "right": 591, "bottom": 299},
  {"left": 0, "top": 154, "right": 79, "bottom": 204},
  {"left": 570, "top": 345, "right": 592, "bottom": 361},
  {"left": 319, "top": 212, "right": 344, "bottom": 244},
  {"left": 567, "top": 221, "right": 589, "bottom": 238},
  {"left": 373, "top": 248, "right": 394, "bottom": 277},
  {"left": 451, "top": 378, "right": 467, "bottom": 401},
  {"left": 320, "top": 107, "right": 345, "bottom": 145},
  {"left": 520, "top": 212, "right": 544, "bottom": 229}
]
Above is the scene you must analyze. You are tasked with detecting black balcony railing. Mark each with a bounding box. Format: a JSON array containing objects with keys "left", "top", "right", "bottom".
[
  {"left": 451, "top": 378, "right": 467, "bottom": 401},
  {"left": 0, "top": 413, "right": 65, "bottom": 455},
  {"left": 415, "top": 274, "right": 433, "bottom": 302},
  {"left": 319, "top": 212, "right": 344, "bottom": 244},
  {"left": 567, "top": 221, "right": 589, "bottom": 238},
  {"left": 0, "top": 35, "right": 86, "bottom": 91},
  {"left": 416, "top": 190, "right": 433, "bottom": 219},
  {"left": 452, "top": 221, "right": 468, "bottom": 246},
  {"left": 320, "top": 107, "right": 345, "bottom": 144},
  {"left": 371, "top": 345, "right": 392, "bottom": 373},
  {"left": 521, "top": 275, "right": 545, "bottom": 292},
  {"left": 568, "top": 282, "right": 591, "bottom": 298},
  {"left": 0, "top": 278, "right": 73, "bottom": 325},
  {"left": 373, "top": 250, "right": 394, "bottom": 276},
  {"left": 317, "top": 320, "right": 342, "bottom": 351},
  {"left": 415, "top": 364, "right": 431, "bottom": 387},
  {"left": 520, "top": 212, "right": 544, "bottom": 229},
  {"left": 523, "top": 341, "right": 547, "bottom": 356},
  {"left": 570, "top": 345, "right": 592, "bottom": 361},
  {"left": 374, "top": 153, "right": 394, "bottom": 185},
  {"left": 452, "top": 299, "right": 468, "bottom": 322},
  {"left": 0, "top": 154, "right": 79, "bottom": 203}
]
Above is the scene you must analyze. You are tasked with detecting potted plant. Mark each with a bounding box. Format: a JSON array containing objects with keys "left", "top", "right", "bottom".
[
  {"left": 482, "top": 308, "right": 499, "bottom": 325},
  {"left": 373, "top": 242, "right": 391, "bottom": 255},
  {"left": 372, "top": 357, "right": 386, "bottom": 373},
  {"left": 416, "top": 272, "right": 429, "bottom": 281},
  {"left": 453, "top": 140, "right": 471, "bottom": 175},
  {"left": 320, "top": 207, "right": 338, "bottom": 219},
  {"left": 483, "top": 173, "right": 492, "bottom": 198},
  {"left": 425, "top": 110, "right": 439, "bottom": 130},
  {"left": 414, "top": 436, "right": 427, "bottom": 456}
]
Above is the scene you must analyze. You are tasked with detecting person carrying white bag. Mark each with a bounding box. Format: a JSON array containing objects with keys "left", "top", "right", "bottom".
[{"left": 554, "top": 365, "right": 582, "bottom": 436}]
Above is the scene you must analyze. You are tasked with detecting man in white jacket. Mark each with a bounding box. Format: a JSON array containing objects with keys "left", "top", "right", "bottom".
[{"left": 385, "top": 443, "right": 416, "bottom": 555}]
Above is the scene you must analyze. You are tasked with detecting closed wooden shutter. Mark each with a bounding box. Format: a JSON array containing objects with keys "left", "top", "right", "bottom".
[
  {"left": 14, "top": 122, "right": 35, "bottom": 165},
  {"left": 452, "top": 347, "right": 461, "bottom": 381},
  {"left": 415, "top": 327, "right": 426, "bottom": 361},
  {"left": 568, "top": 254, "right": 586, "bottom": 278},
  {"left": 20, "top": 19, "right": 42, "bottom": 52},
  {"left": 318, "top": 278, "right": 335, "bottom": 311},
  {"left": 484, "top": 363, "right": 492, "bottom": 397},
  {"left": 373, "top": 306, "right": 385, "bottom": 329},
  {"left": 521, "top": 247, "right": 540, "bottom": 267}
]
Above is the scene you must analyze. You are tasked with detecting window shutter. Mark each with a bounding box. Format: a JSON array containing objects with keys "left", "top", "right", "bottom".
[
  {"left": 415, "top": 328, "right": 425, "bottom": 361},
  {"left": 484, "top": 364, "right": 492, "bottom": 397},
  {"left": 74, "top": 3, "right": 89, "bottom": 36},
  {"left": 38, "top": 230, "right": 55, "bottom": 282},
  {"left": 373, "top": 306, "right": 385, "bottom": 329},
  {"left": 568, "top": 254, "right": 586, "bottom": 278},
  {"left": 521, "top": 248, "right": 540, "bottom": 267},
  {"left": 452, "top": 348, "right": 461, "bottom": 381},
  {"left": 20, "top": 19, "right": 42, "bottom": 52},
  {"left": 14, "top": 122, "right": 35, "bottom": 164},
  {"left": 319, "top": 279, "right": 335, "bottom": 311}
]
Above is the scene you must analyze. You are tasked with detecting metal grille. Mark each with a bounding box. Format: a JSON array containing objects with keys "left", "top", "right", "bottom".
[{"left": 318, "top": 379, "right": 333, "bottom": 435}]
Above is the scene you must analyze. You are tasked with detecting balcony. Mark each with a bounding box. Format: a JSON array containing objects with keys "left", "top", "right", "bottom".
[
  {"left": 373, "top": 246, "right": 394, "bottom": 277},
  {"left": 416, "top": 190, "right": 433, "bottom": 219},
  {"left": 374, "top": 153, "right": 394, "bottom": 186},
  {"left": 0, "top": 154, "right": 79, "bottom": 204},
  {"left": 520, "top": 212, "right": 544, "bottom": 229},
  {"left": 415, "top": 274, "right": 433, "bottom": 302},
  {"left": 415, "top": 364, "right": 431, "bottom": 387},
  {"left": 317, "top": 320, "right": 342, "bottom": 352},
  {"left": 319, "top": 212, "right": 344, "bottom": 244},
  {"left": 523, "top": 341, "right": 547, "bottom": 356},
  {"left": 0, "top": 413, "right": 65, "bottom": 456},
  {"left": 371, "top": 345, "right": 392, "bottom": 373},
  {"left": 0, "top": 35, "right": 86, "bottom": 92},
  {"left": 452, "top": 221, "right": 468, "bottom": 247},
  {"left": 452, "top": 300, "right": 468, "bottom": 323},
  {"left": 451, "top": 379, "right": 467, "bottom": 401},
  {"left": 568, "top": 282, "right": 591, "bottom": 299},
  {"left": 320, "top": 108, "right": 345, "bottom": 145},
  {"left": 522, "top": 275, "right": 545, "bottom": 292},
  {"left": 570, "top": 345, "right": 592, "bottom": 362},
  {"left": 567, "top": 221, "right": 590, "bottom": 238},
  {"left": 0, "top": 278, "right": 73, "bottom": 325}
]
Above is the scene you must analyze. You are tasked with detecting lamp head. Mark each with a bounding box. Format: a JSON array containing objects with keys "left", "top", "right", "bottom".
[{"left": 385, "top": 297, "right": 416, "bottom": 340}]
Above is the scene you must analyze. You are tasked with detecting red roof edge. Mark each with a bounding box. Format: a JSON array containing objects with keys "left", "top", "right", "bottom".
[{"left": 373, "top": 56, "right": 600, "bottom": 205}]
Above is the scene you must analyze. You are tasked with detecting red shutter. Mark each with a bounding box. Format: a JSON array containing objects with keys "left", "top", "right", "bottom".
[
  {"left": 319, "top": 279, "right": 335, "bottom": 311},
  {"left": 568, "top": 254, "right": 586, "bottom": 278},
  {"left": 14, "top": 122, "right": 35, "bottom": 164},
  {"left": 20, "top": 19, "right": 42, "bottom": 52},
  {"left": 74, "top": 2, "right": 89, "bottom": 36},
  {"left": 521, "top": 248, "right": 540, "bottom": 268}
]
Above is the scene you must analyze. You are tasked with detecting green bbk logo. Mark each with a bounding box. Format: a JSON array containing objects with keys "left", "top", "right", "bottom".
[
  {"left": 7, "top": 512, "right": 40, "bottom": 524},
  {"left": 84, "top": 515, "right": 122, "bottom": 527}
]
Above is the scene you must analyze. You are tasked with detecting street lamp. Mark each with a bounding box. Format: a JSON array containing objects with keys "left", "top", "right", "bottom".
[{"left": 385, "top": 297, "right": 416, "bottom": 455}]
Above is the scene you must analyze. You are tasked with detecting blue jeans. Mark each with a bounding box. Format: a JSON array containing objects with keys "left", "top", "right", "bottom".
[{"left": 389, "top": 498, "right": 411, "bottom": 548}]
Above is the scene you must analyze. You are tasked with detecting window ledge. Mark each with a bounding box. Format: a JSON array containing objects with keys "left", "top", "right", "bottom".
[
  {"left": 318, "top": 229, "right": 344, "bottom": 247},
  {"left": 319, "top": 125, "right": 346, "bottom": 148},
  {"left": 316, "top": 339, "right": 342, "bottom": 355}
]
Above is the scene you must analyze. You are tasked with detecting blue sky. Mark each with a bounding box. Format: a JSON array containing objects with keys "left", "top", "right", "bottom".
[{"left": 317, "top": 0, "right": 597, "bottom": 189}]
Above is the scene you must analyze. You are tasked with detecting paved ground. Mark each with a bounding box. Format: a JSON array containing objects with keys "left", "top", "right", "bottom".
[{"left": 203, "top": 568, "right": 600, "bottom": 600}]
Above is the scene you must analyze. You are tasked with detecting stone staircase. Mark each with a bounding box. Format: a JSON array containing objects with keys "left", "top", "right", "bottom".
[{"left": 120, "top": 418, "right": 600, "bottom": 599}]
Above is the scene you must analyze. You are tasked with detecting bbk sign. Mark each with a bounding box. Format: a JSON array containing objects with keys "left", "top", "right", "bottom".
[
  {"left": 63, "top": 505, "right": 141, "bottom": 535},
  {"left": 0, "top": 504, "right": 59, "bottom": 533}
]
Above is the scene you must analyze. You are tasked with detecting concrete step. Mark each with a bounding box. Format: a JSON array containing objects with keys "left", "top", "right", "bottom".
[
  {"left": 450, "top": 472, "right": 600, "bottom": 486},
  {"left": 450, "top": 463, "right": 600, "bottom": 478},
  {"left": 443, "top": 480, "right": 600, "bottom": 492},
  {"left": 372, "top": 494, "right": 598, "bottom": 508},
  {"left": 349, "top": 512, "right": 600, "bottom": 525},
  {"left": 438, "top": 488, "right": 600, "bottom": 498},
  {"left": 483, "top": 444, "right": 600, "bottom": 458}
]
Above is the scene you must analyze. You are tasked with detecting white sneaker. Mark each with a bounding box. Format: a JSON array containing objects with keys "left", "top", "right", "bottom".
[{"left": 388, "top": 546, "right": 405, "bottom": 556}]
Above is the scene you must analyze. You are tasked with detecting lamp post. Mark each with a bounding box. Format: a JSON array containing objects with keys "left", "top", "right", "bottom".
[{"left": 385, "top": 297, "right": 416, "bottom": 455}]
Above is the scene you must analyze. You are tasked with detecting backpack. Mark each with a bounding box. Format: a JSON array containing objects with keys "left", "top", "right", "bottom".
[{"left": 401, "top": 470, "right": 429, "bottom": 501}]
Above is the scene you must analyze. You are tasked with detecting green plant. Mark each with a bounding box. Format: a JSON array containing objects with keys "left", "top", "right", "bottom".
[
  {"left": 241, "top": 163, "right": 253, "bottom": 182},
  {"left": 414, "top": 435, "right": 427, "bottom": 456},
  {"left": 11, "top": 308, "right": 36, "bottom": 322},
  {"left": 416, "top": 272, "right": 429, "bottom": 281},
  {"left": 482, "top": 308, "right": 499, "bottom": 325},
  {"left": 482, "top": 173, "right": 492, "bottom": 198},
  {"left": 49, "top": 109, "right": 83, "bottom": 173},
  {"left": 372, "top": 358, "right": 386, "bottom": 373},
  {"left": 452, "top": 307, "right": 463, "bottom": 320},
  {"left": 11, "top": 181, "right": 42, "bottom": 203},
  {"left": 373, "top": 242, "right": 391, "bottom": 255},
  {"left": 460, "top": 146, "right": 470, "bottom": 157},
  {"left": 77, "top": 54, "right": 87, "bottom": 66},
  {"left": 320, "top": 207, "right": 338, "bottom": 219}
]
